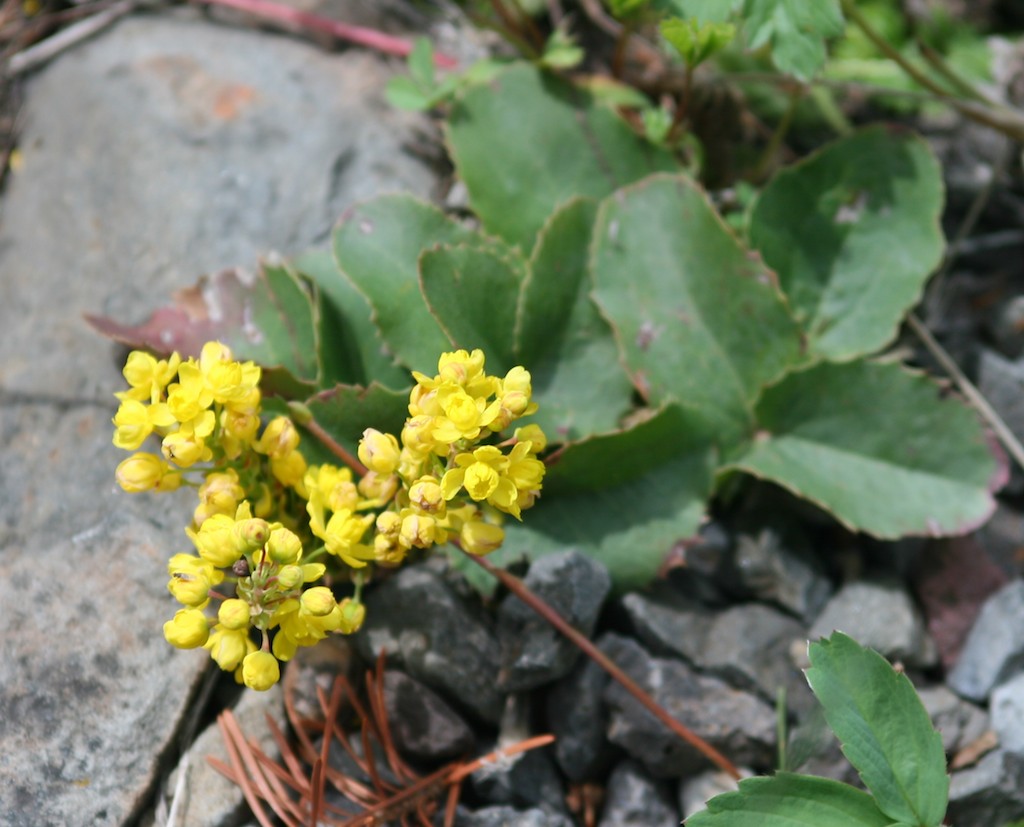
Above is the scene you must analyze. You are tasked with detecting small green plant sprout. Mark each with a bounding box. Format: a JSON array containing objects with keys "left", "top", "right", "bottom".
[
  {"left": 686, "top": 632, "right": 949, "bottom": 827},
  {"left": 660, "top": 16, "right": 736, "bottom": 70},
  {"left": 112, "top": 343, "right": 547, "bottom": 690}
]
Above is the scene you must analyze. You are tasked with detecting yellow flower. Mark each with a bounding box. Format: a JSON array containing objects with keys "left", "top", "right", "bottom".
[
  {"left": 193, "top": 469, "right": 245, "bottom": 525},
  {"left": 161, "top": 421, "right": 213, "bottom": 468},
  {"left": 358, "top": 428, "right": 402, "bottom": 475},
  {"left": 241, "top": 650, "right": 280, "bottom": 691},
  {"left": 460, "top": 520, "right": 505, "bottom": 555},
  {"left": 167, "top": 553, "right": 224, "bottom": 607},
  {"left": 300, "top": 586, "right": 336, "bottom": 617},
  {"left": 266, "top": 527, "right": 302, "bottom": 564},
  {"left": 514, "top": 424, "right": 548, "bottom": 453},
  {"left": 315, "top": 509, "right": 375, "bottom": 568},
  {"left": 408, "top": 476, "right": 445, "bottom": 515},
  {"left": 255, "top": 416, "right": 300, "bottom": 459},
  {"left": 120, "top": 350, "right": 181, "bottom": 404},
  {"left": 163, "top": 608, "right": 210, "bottom": 648},
  {"left": 116, "top": 452, "right": 181, "bottom": 493},
  {"left": 305, "top": 464, "right": 359, "bottom": 513},
  {"left": 399, "top": 508, "right": 446, "bottom": 550},
  {"left": 199, "top": 341, "right": 261, "bottom": 406},
  {"left": 205, "top": 624, "right": 252, "bottom": 671},
  {"left": 337, "top": 598, "right": 366, "bottom": 634},
  {"left": 441, "top": 445, "right": 519, "bottom": 516},
  {"left": 218, "top": 598, "right": 252, "bottom": 631},
  {"left": 166, "top": 360, "right": 214, "bottom": 424},
  {"left": 112, "top": 399, "right": 176, "bottom": 451},
  {"left": 270, "top": 449, "right": 307, "bottom": 490}
]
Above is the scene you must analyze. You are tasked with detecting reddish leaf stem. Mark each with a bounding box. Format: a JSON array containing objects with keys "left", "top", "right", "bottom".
[
  {"left": 192, "top": 0, "right": 458, "bottom": 68},
  {"left": 463, "top": 550, "right": 742, "bottom": 780},
  {"left": 304, "top": 417, "right": 369, "bottom": 476}
]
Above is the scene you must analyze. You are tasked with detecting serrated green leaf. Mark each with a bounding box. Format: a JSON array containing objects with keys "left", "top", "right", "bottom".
[
  {"left": 685, "top": 772, "right": 893, "bottom": 827},
  {"left": 727, "top": 360, "right": 1004, "bottom": 537},
  {"left": 302, "top": 382, "right": 410, "bottom": 466},
  {"left": 516, "top": 198, "right": 634, "bottom": 440},
  {"left": 750, "top": 127, "right": 944, "bottom": 362},
  {"left": 419, "top": 242, "right": 526, "bottom": 374},
  {"left": 590, "top": 173, "right": 803, "bottom": 446},
  {"left": 501, "top": 403, "right": 716, "bottom": 590},
  {"left": 332, "top": 195, "right": 479, "bottom": 374},
  {"left": 445, "top": 63, "right": 679, "bottom": 249},
  {"left": 743, "top": 0, "right": 844, "bottom": 80},
  {"left": 292, "top": 249, "right": 409, "bottom": 391},
  {"left": 385, "top": 75, "right": 433, "bottom": 112},
  {"left": 805, "top": 632, "right": 949, "bottom": 826},
  {"left": 661, "top": 17, "right": 736, "bottom": 67}
]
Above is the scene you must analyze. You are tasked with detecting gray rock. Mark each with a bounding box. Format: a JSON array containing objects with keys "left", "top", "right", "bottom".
[
  {"left": 808, "top": 579, "right": 938, "bottom": 668},
  {"left": 383, "top": 669, "right": 475, "bottom": 762},
  {"left": 159, "top": 682, "right": 285, "bottom": 827},
  {"left": 596, "top": 759, "right": 678, "bottom": 827},
  {"left": 730, "top": 525, "right": 832, "bottom": 620},
  {"left": 468, "top": 744, "right": 569, "bottom": 819},
  {"left": 917, "top": 685, "right": 991, "bottom": 756},
  {"left": 992, "top": 672, "right": 1024, "bottom": 754},
  {"left": 678, "top": 769, "right": 744, "bottom": 820},
  {"left": 0, "top": 10, "right": 439, "bottom": 823},
  {"left": 622, "top": 593, "right": 813, "bottom": 717},
  {"left": 947, "top": 749, "right": 1024, "bottom": 827},
  {"left": 454, "top": 805, "right": 575, "bottom": 827},
  {"left": 948, "top": 579, "right": 1024, "bottom": 702},
  {"left": 662, "top": 520, "right": 733, "bottom": 605},
  {"left": 356, "top": 564, "right": 504, "bottom": 722},
  {"left": 978, "top": 348, "right": 1024, "bottom": 446},
  {"left": 601, "top": 634, "right": 776, "bottom": 777},
  {"left": 545, "top": 650, "right": 617, "bottom": 782},
  {"left": 497, "top": 551, "right": 611, "bottom": 692}
]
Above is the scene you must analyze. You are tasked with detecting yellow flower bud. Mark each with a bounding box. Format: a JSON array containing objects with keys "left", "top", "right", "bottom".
[
  {"left": 276, "top": 565, "right": 303, "bottom": 589},
  {"left": 300, "top": 587, "right": 336, "bottom": 617},
  {"left": 190, "top": 514, "right": 243, "bottom": 568},
  {"left": 514, "top": 424, "right": 548, "bottom": 453},
  {"left": 241, "top": 651, "right": 280, "bottom": 691},
  {"left": 267, "top": 527, "right": 302, "bottom": 564},
  {"left": 163, "top": 608, "right": 210, "bottom": 649},
  {"left": 408, "top": 476, "right": 445, "bottom": 515},
  {"left": 358, "top": 429, "right": 401, "bottom": 475},
  {"left": 357, "top": 471, "right": 399, "bottom": 505},
  {"left": 218, "top": 598, "right": 251, "bottom": 631},
  {"left": 400, "top": 512, "right": 438, "bottom": 550},
  {"left": 116, "top": 452, "right": 180, "bottom": 493},
  {"left": 233, "top": 517, "right": 271, "bottom": 554},
  {"left": 255, "top": 416, "right": 300, "bottom": 458},
  {"left": 271, "top": 450, "right": 307, "bottom": 490},
  {"left": 205, "top": 626, "right": 250, "bottom": 671},
  {"left": 461, "top": 521, "right": 505, "bottom": 555},
  {"left": 161, "top": 427, "right": 210, "bottom": 468},
  {"left": 337, "top": 598, "right": 367, "bottom": 634}
]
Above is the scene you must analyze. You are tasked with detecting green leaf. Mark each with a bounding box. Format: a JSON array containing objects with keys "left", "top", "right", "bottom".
[
  {"left": 660, "top": 0, "right": 741, "bottom": 23},
  {"left": 302, "top": 382, "right": 410, "bottom": 466},
  {"left": 385, "top": 75, "right": 433, "bottom": 112},
  {"left": 517, "top": 198, "right": 635, "bottom": 441},
  {"left": 540, "top": 27, "right": 585, "bottom": 69},
  {"left": 749, "top": 127, "right": 945, "bottom": 362},
  {"left": 685, "top": 772, "right": 893, "bottom": 827},
  {"left": 408, "top": 37, "right": 435, "bottom": 89},
  {"left": 727, "top": 360, "right": 1005, "bottom": 537},
  {"left": 445, "top": 63, "right": 679, "bottom": 249},
  {"left": 660, "top": 17, "right": 736, "bottom": 68},
  {"left": 292, "top": 249, "right": 409, "bottom": 391},
  {"left": 419, "top": 242, "right": 526, "bottom": 374},
  {"left": 590, "top": 173, "right": 803, "bottom": 445},
  {"left": 742, "top": 0, "right": 844, "bottom": 80},
  {"left": 332, "top": 195, "right": 479, "bottom": 374},
  {"left": 501, "top": 404, "right": 716, "bottom": 590},
  {"left": 805, "top": 632, "right": 949, "bottom": 826}
]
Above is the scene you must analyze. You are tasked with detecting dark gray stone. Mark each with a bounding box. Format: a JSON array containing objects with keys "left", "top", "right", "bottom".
[
  {"left": 808, "top": 579, "right": 937, "bottom": 669},
  {"left": 661, "top": 520, "right": 733, "bottom": 605},
  {"left": 545, "top": 650, "right": 617, "bottom": 782},
  {"left": 978, "top": 349, "right": 1024, "bottom": 446},
  {"left": 356, "top": 564, "right": 503, "bottom": 722},
  {"left": 948, "top": 580, "right": 1024, "bottom": 702},
  {"left": 947, "top": 749, "right": 1024, "bottom": 827},
  {"left": 596, "top": 759, "right": 678, "bottom": 827},
  {"left": 468, "top": 744, "right": 569, "bottom": 819},
  {"left": 453, "top": 806, "right": 575, "bottom": 827},
  {"left": 600, "top": 634, "right": 776, "bottom": 777},
  {"left": 622, "top": 593, "right": 813, "bottom": 717},
  {"left": 730, "top": 525, "right": 832, "bottom": 620},
  {"left": 917, "top": 685, "right": 991, "bottom": 755},
  {"left": 384, "top": 670, "right": 476, "bottom": 762},
  {"left": 497, "top": 550, "right": 611, "bottom": 692},
  {"left": 992, "top": 672, "right": 1024, "bottom": 754}
]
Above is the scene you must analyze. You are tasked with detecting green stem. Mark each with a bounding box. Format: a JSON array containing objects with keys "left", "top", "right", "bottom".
[
  {"left": 752, "top": 84, "right": 800, "bottom": 182},
  {"left": 462, "top": 549, "right": 742, "bottom": 780}
]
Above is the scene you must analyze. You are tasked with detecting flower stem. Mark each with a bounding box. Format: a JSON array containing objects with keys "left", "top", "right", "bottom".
[
  {"left": 462, "top": 550, "right": 742, "bottom": 780},
  {"left": 304, "top": 418, "right": 368, "bottom": 476}
]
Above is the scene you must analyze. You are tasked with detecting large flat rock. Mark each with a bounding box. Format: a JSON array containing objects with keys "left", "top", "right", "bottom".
[{"left": 0, "top": 11, "right": 436, "bottom": 825}]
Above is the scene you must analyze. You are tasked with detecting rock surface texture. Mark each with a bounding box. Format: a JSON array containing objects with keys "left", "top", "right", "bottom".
[{"left": 0, "top": 11, "right": 435, "bottom": 825}]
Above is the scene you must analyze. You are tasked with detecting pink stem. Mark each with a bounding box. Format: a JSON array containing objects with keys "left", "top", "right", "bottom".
[{"left": 194, "top": 0, "right": 458, "bottom": 69}]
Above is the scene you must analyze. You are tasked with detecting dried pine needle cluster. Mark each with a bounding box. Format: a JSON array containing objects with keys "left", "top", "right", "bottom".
[{"left": 113, "top": 342, "right": 546, "bottom": 690}]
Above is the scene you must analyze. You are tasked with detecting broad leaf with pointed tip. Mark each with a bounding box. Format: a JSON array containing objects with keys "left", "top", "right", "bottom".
[
  {"left": 501, "top": 404, "right": 716, "bottom": 590},
  {"left": 302, "top": 382, "right": 409, "bottom": 467},
  {"left": 727, "top": 360, "right": 1005, "bottom": 537},
  {"left": 591, "top": 173, "right": 804, "bottom": 446},
  {"left": 446, "top": 63, "right": 679, "bottom": 250},
  {"left": 806, "top": 632, "right": 949, "bottom": 826},
  {"left": 516, "top": 198, "right": 635, "bottom": 441},
  {"left": 750, "top": 127, "right": 944, "bottom": 362}
]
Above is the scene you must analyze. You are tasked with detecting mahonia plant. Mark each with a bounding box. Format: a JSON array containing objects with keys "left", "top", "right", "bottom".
[{"left": 112, "top": 342, "right": 546, "bottom": 690}]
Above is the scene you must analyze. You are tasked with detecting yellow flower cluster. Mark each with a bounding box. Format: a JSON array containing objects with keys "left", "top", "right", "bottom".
[{"left": 114, "top": 343, "right": 546, "bottom": 691}]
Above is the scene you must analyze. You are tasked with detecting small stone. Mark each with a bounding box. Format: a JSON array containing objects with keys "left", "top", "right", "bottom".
[
  {"left": 453, "top": 805, "right": 575, "bottom": 827},
  {"left": 991, "top": 672, "right": 1024, "bottom": 754},
  {"left": 383, "top": 670, "right": 475, "bottom": 762},
  {"left": 282, "top": 635, "right": 361, "bottom": 724},
  {"left": 356, "top": 563, "right": 503, "bottom": 723},
  {"left": 978, "top": 349, "right": 1024, "bottom": 443},
  {"left": 948, "top": 580, "right": 1024, "bottom": 702},
  {"left": 545, "top": 652, "right": 617, "bottom": 782},
  {"left": 497, "top": 551, "right": 611, "bottom": 692},
  {"left": 808, "top": 579, "right": 937, "bottom": 668},
  {"left": 678, "top": 768, "right": 744, "bottom": 820},
  {"left": 916, "top": 685, "right": 991, "bottom": 755},
  {"left": 730, "top": 525, "right": 832, "bottom": 620},
  {"left": 596, "top": 759, "right": 678, "bottom": 827},
  {"left": 661, "top": 520, "right": 733, "bottom": 605},
  {"left": 468, "top": 744, "right": 569, "bottom": 819},
  {"left": 947, "top": 749, "right": 1024, "bottom": 827},
  {"left": 601, "top": 634, "right": 776, "bottom": 777}
]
